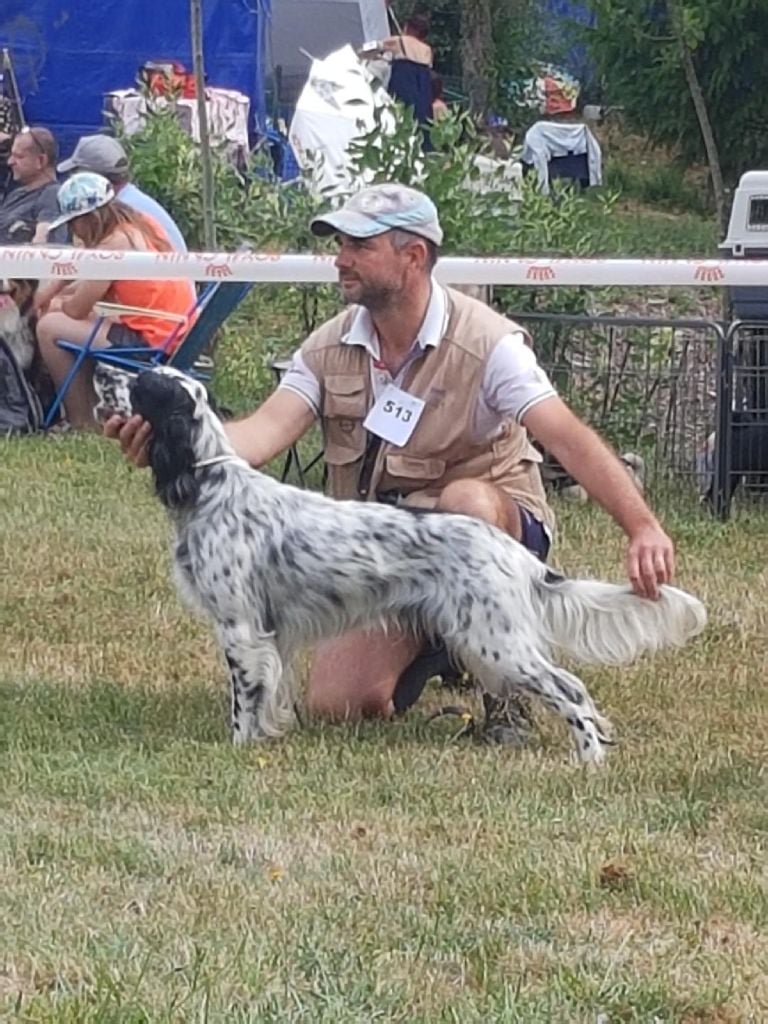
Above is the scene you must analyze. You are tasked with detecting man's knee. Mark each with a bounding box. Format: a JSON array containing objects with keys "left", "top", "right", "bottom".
[
  {"left": 436, "top": 478, "right": 523, "bottom": 538},
  {"left": 436, "top": 478, "right": 503, "bottom": 525}
]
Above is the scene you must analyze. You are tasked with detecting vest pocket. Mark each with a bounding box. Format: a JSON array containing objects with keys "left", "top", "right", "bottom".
[
  {"left": 384, "top": 453, "right": 447, "bottom": 482},
  {"left": 323, "top": 373, "right": 367, "bottom": 461}
]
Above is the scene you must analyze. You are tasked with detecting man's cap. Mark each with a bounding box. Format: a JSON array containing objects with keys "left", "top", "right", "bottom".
[
  {"left": 57, "top": 134, "right": 129, "bottom": 176},
  {"left": 310, "top": 184, "right": 443, "bottom": 246},
  {"left": 47, "top": 172, "right": 115, "bottom": 231}
]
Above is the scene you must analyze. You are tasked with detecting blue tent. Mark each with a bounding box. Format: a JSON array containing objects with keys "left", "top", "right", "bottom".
[{"left": 0, "top": 0, "right": 271, "bottom": 157}]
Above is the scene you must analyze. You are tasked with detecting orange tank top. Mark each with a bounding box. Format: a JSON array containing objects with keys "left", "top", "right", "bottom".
[{"left": 105, "top": 223, "right": 197, "bottom": 350}]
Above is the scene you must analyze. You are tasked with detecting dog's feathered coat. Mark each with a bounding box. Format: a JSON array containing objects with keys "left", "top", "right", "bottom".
[
  {"left": 0, "top": 278, "right": 36, "bottom": 371},
  {"left": 130, "top": 366, "right": 707, "bottom": 764}
]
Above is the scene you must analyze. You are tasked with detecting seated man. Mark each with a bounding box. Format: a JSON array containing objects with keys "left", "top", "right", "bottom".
[
  {"left": 0, "top": 126, "right": 68, "bottom": 244},
  {"left": 57, "top": 134, "right": 188, "bottom": 252},
  {"left": 106, "top": 184, "right": 675, "bottom": 734}
]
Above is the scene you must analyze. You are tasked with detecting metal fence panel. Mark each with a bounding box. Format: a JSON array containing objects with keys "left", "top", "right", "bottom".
[
  {"left": 715, "top": 321, "right": 768, "bottom": 515},
  {"left": 510, "top": 312, "right": 727, "bottom": 507}
]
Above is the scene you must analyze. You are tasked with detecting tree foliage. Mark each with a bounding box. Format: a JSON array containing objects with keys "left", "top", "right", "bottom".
[
  {"left": 389, "top": 0, "right": 556, "bottom": 114},
  {"left": 583, "top": 0, "right": 768, "bottom": 181}
]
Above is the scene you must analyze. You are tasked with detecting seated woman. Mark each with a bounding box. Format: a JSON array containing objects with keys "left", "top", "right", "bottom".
[{"left": 36, "top": 172, "right": 196, "bottom": 430}]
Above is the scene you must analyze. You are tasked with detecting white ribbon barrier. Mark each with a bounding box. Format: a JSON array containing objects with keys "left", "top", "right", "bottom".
[{"left": 0, "top": 246, "right": 764, "bottom": 287}]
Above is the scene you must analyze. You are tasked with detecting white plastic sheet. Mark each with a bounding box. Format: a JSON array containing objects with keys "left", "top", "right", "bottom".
[{"left": 288, "top": 45, "right": 394, "bottom": 196}]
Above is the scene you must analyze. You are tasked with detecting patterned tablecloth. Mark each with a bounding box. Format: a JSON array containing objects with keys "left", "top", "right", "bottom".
[{"left": 105, "top": 87, "right": 250, "bottom": 162}]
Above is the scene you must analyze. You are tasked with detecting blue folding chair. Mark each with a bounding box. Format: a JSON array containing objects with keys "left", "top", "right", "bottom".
[{"left": 43, "top": 279, "right": 253, "bottom": 428}]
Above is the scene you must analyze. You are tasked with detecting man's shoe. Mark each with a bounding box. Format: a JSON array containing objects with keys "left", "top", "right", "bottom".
[{"left": 478, "top": 692, "right": 535, "bottom": 747}]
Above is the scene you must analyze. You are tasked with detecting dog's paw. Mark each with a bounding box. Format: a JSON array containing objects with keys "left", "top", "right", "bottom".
[{"left": 231, "top": 716, "right": 267, "bottom": 745}]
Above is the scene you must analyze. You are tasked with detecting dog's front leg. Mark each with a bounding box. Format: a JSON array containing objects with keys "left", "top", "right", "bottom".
[{"left": 219, "top": 627, "right": 286, "bottom": 744}]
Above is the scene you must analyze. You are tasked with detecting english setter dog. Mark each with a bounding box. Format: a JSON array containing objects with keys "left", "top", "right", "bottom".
[
  {"left": 0, "top": 278, "right": 37, "bottom": 371},
  {"left": 125, "top": 366, "right": 707, "bottom": 764},
  {"left": 93, "top": 364, "right": 135, "bottom": 425}
]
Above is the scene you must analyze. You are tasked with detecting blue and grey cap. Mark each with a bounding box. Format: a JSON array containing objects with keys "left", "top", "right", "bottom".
[{"left": 310, "top": 184, "right": 443, "bottom": 246}]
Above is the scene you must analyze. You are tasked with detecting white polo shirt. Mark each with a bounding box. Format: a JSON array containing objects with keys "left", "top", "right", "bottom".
[{"left": 278, "top": 283, "right": 556, "bottom": 442}]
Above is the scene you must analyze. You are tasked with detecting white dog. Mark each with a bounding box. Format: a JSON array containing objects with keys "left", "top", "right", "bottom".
[{"left": 126, "top": 366, "right": 707, "bottom": 764}]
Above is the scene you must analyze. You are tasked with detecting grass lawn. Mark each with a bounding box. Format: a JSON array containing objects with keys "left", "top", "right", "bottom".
[{"left": 1, "top": 434, "right": 766, "bottom": 1023}]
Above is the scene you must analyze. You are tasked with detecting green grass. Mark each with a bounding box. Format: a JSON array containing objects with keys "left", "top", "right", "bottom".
[
  {"left": 603, "top": 159, "right": 712, "bottom": 219},
  {"left": 596, "top": 203, "right": 718, "bottom": 259},
  {"left": 1, "top": 435, "right": 767, "bottom": 1022}
]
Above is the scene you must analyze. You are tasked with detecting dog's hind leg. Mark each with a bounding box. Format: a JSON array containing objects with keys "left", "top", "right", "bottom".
[
  {"left": 522, "top": 659, "right": 614, "bottom": 765},
  {"left": 457, "top": 637, "right": 613, "bottom": 764},
  {"left": 218, "top": 623, "right": 291, "bottom": 743}
]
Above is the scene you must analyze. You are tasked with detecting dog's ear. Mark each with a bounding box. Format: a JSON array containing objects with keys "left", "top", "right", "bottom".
[{"left": 148, "top": 414, "right": 200, "bottom": 509}]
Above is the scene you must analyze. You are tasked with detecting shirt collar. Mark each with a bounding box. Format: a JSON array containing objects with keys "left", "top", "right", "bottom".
[{"left": 342, "top": 278, "right": 448, "bottom": 357}]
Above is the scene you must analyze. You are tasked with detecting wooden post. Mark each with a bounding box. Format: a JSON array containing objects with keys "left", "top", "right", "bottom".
[
  {"left": 667, "top": 0, "right": 727, "bottom": 238},
  {"left": 190, "top": 0, "right": 216, "bottom": 249}
]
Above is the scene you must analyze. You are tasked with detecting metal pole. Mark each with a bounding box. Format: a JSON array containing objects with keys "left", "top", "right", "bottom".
[
  {"left": 190, "top": 0, "right": 216, "bottom": 249},
  {"left": 1, "top": 48, "right": 26, "bottom": 129},
  {"left": 712, "top": 323, "right": 734, "bottom": 520}
]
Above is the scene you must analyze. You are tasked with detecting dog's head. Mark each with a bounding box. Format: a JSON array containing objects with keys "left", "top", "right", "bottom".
[
  {"left": 0, "top": 280, "right": 18, "bottom": 328},
  {"left": 0, "top": 278, "right": 37, "bottom": 316},
  {"left": 0, "top": 278, "right": 38, "bottom": 371},
  {"left": 619, "top": 452, "right": 646, "bottom": 492},
  {"left": 130, "top": 366, "right": 221, "bottom": 510}
]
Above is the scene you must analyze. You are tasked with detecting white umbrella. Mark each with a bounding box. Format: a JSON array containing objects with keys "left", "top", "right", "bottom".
[{"left": 289, "top": 44, "right": 395, "bottom": 197}]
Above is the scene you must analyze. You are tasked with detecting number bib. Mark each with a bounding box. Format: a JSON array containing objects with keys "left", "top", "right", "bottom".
[{"left": 363, "top": 384, "right": 426, "bottom": 447}]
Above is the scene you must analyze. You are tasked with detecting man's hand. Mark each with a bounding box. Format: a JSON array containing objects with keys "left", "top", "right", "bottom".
[
  {"left": 103, "top": 414, "right": 152, "bottom": 468},
  {"left": 523, "top": 397, "right": 677, "bottom": 600},
  {"left": 32, "top": 222, "right": 51, "bottom": 245},
  {"left": 626, "top": 523, "right": 675, "bottom": 600}
]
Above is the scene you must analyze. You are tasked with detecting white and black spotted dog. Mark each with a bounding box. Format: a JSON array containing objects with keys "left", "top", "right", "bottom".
[
  {"left": 125, "top": 366, "right": 707, "bottom": 765},
  {"left": 0, "top": 278, "right": 37, "bottom": 371},
  {"left": 93, "top": 364, "right": 135, "bottom": 425}
]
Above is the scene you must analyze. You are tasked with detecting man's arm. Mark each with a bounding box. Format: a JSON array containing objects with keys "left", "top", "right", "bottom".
[
  {"left": 35, "top": 184, "right": 69, "bottom": 245},
  {"left": 225, "top": 389, "right": 317, "bottom": 467},
  {"left": 522, "top": 395, "right": 674, "bottom": 599}
]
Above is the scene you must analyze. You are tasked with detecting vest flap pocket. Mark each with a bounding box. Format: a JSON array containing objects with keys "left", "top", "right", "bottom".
[
  {"left": 324, "top": 373, "right": 367, "bottom": 417},
  {"left": 324, "top": 440, "right": 362, "bottom": 466},
  {"left": 326, "top": 373, "right": 365, "bottom": 396},
  {"left": 323, "top": 373, "right": 367, "bottom": 457},
  {"left": 385, "top": 453, "right": 446, "bottom": 481}
]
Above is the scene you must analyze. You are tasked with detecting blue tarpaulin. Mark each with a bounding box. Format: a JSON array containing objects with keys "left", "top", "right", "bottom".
[{"left": 0, "top": 0, "right": 270, "bottom": 157}]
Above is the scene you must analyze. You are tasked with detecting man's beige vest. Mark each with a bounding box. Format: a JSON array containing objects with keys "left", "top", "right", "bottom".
[{"left": 301, "top": 287, "right": 555, "bottom": 531}]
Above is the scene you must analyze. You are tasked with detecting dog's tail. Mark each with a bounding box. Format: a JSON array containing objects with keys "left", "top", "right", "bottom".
[{"left": 533, "top": 569, "right": 706, "bottom": 665}]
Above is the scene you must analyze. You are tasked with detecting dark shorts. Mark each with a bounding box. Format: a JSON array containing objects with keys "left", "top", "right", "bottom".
[
  {"left": 518, "top": 505, "right": 551, "bottom": 562},
  {"left": 106, "top": 323, "right": 151, "bottom": 349}
]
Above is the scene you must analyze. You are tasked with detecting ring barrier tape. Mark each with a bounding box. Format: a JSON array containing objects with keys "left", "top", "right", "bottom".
[{"left": 0, "top": 247, "right": 761, "bottom": 287}]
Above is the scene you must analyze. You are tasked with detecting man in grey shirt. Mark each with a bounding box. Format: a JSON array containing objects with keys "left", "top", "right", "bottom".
[
  {"left": 57, "top": 134, "right": 188, "bottom": 252},
  {"left": 0, "top": 127, "right": 67, "bottom": 245}
]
